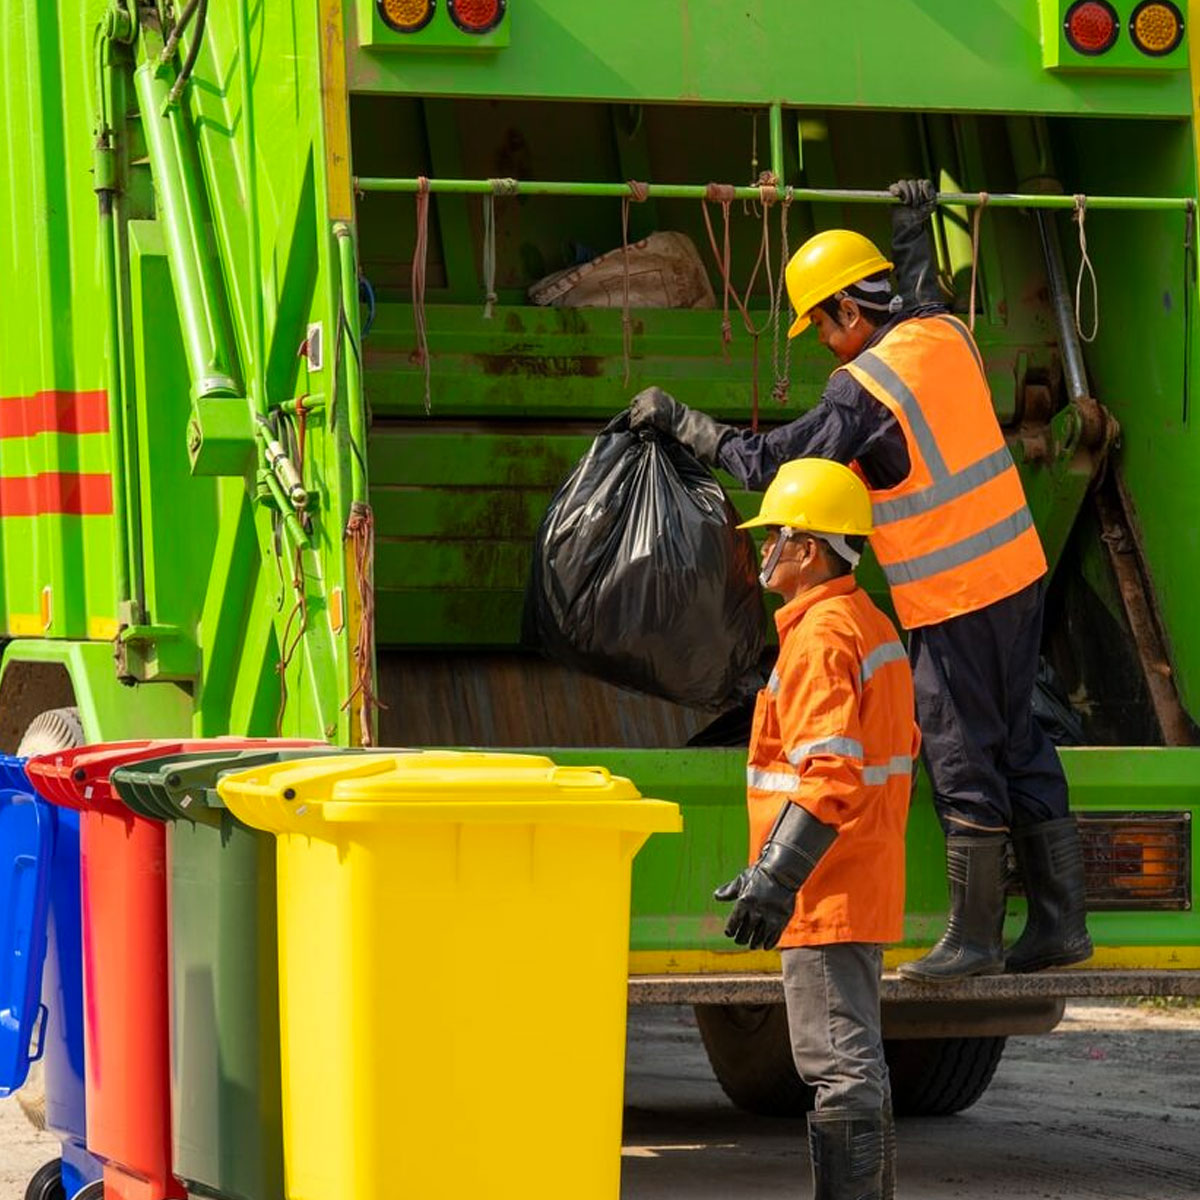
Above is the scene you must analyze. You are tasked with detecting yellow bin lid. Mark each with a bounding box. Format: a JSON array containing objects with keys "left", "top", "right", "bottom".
[{"left": 217, "top": 750, "right": 682, "bottom": 835}]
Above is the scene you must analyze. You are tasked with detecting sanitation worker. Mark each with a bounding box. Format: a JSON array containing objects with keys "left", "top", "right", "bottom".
[
  {"left": 715, "top": 457, "right": 916, "bottom": 1200},
  {"left": 634, "top": 180, "right": 1092, "bottom": 982}
]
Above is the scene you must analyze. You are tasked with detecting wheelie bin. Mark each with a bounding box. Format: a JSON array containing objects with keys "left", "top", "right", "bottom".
[
  {"left": 218, "top": 750, "right": 682, "bottom": 1200},
  {"left": 0, "top": 754, "right": 104, "bottom": 1200},
  {"left": 109, "top": 745, "right": 348, "bottom": 1200},
  {"left": 25, "top": 739, "right": 322, "bottom": 1200}
]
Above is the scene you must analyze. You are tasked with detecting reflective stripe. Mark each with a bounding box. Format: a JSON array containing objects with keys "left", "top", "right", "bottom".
[
  {"left": 932, "top": 314, "right": 987, "bottom": 381},
  {"left": 860, "top": 640, "right": 907, "bottom": 685},
  {"left": 747, "top": 766, "right": 799, "bottom": 793},
  {"left": 881, "top": 506, "right": 1035, "bottom": 587},
  {"left": 872, "top": 445, "right": 1015, "bottom": 526},
  {"left": 785, "top": 735, "right": 864, "bottom": 766},
  {"left": 862, "top": 755, "right": 914, "bottom": 785},
  {"left": 853, "top": 351, "right": 949, "bottom": 480},
  {"left": 767, "top": 668, "right": 781, "bottom": 695}
]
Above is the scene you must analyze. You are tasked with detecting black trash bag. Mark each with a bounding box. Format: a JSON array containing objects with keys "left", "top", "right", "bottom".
[
  {"left": 1032, "top": 658, "right": 1086, "bottom": 746},
  {"left": 524, "top": 414, "right": 767, "bottom": 709}
]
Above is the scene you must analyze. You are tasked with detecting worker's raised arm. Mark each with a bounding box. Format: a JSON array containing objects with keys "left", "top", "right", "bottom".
[{"left": 889, "top": 178, "right": 949, "bottom": 315}]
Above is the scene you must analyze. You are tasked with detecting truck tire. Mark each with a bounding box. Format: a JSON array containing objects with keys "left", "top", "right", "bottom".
[
  {"left": 23, "top": 1160, "right": 65, "bottom": 1200},
  {"left": 883, "top": 1035, "right": 1007, "bottom": 1116},
  {"left": 693, "top": 1003, "right": 815, "bottom": 1117},
  {"left": 14, "top": 708, "right": 85, "bottom": 1133}
]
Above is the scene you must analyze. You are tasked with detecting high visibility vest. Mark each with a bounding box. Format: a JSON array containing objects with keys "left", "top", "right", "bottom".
[
  {"left": 840, "top": 315, "right": 1047, "bottom": 630},
  {"left": 747, "top": 576, "right": 920, "bottom": 948}
]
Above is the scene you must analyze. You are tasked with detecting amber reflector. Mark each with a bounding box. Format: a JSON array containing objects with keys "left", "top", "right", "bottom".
[
  {"left": 378, "top": 0, "right": 435, "bottom": 33},
  {"left": 1130, "top": 1, "right": 1184, "bottom": 55}
]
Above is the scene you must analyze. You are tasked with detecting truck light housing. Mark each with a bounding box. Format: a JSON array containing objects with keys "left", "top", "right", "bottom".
[
  {"left": 1129, "top": 0, "right": 1184, "bottom": 54},
  {"left": 1064, "top": 0, "right": 1120, "bottom": 54},
  {"left": 1077, "top": 812, "right": 1191, "bottom": 910}
]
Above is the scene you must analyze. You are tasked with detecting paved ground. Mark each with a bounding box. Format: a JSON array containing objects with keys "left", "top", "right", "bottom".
[{"left": 3, "top": 1001, "right": 1198, "bottom": 1199}]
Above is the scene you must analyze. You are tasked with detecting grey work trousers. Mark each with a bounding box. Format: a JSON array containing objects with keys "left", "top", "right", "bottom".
[{"left": 781, "top": 943, "right": 890, "bottom": 1112}]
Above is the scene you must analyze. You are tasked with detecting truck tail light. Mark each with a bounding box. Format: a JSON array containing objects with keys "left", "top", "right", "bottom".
[
  {"left": 377, "top": 0, "right": 436, "bottom": 33},
  {"left": 1129, "top": 1, "right": 1184, "bottom": 55},
  {"left": 1063, "top": 0, "right": 1120, "bottom": 54},
  {"left": 447, "top": 0, "right": 506, "bottom": 34},
  {"left": 1078, "top": 812, "right": 1191, "bottom": 909}
]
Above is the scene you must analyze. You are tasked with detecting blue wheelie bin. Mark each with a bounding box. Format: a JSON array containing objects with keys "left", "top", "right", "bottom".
[{"left": 0, "top": 753, "right": 103, "bottom": 1200}]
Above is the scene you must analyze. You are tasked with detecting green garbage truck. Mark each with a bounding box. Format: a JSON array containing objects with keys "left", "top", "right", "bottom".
[{"left": 2, "top": 0, "right": 1199, "bottom": 1117}]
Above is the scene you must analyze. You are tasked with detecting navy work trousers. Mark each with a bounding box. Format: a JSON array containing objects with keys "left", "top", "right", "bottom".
[{"left": 909, "top": 579, "right": 1069, "bottom": 834}]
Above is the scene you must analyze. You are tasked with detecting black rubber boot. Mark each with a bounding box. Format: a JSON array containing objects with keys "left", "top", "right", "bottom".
[
  {"left": 807, "top": 1109, "right": 886, "bottom": 1200},
  {"left": 897, "top": 835, "right": 1007, "bottom": 982},
  {"left": 1005, "top": 817, "right": 1093, "bottom": 973},
  {"left": 881, "top": 1101, "right": 896, "bottom": 1200}
]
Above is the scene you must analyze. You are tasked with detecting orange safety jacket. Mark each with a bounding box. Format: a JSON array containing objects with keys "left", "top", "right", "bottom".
[
  {"left": 839, "top": 314, "right": 1047, "bottom": 630},
  {"left": 746, "top": 576, "right": 920, "bottom": 948}
]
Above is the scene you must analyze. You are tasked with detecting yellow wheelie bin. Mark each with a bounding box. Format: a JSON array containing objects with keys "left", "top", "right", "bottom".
[{"left": 218, "top": 750, "right": 681, "bottom": 1200}]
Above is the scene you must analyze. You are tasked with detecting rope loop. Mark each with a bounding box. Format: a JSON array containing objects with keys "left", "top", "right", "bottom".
[
  {"left": 627, "top": 179, "right": 650, "bottom": 203},
  {"left": 704, "top": 182, "right": 737, "bottom": 204},
  {"left": 411, "top": 177, "right": 433, "bottom": 412},
  {"left": 481, "top": 194, "right": 498, "bottom": 320},
  {"left": 968, "top": 191, "right": 989, "bottom": 332},
  {"left": 756, "top": 171, "right": 779, "bottom": 209},
  {"left": 1073, "top": 193, "right": 1100, "bottom": 344},
  {"left": 489, "top": 176, "right": 520, "bottom": 197}
]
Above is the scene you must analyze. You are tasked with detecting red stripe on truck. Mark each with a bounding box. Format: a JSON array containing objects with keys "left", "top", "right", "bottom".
[
  {"left": 0, "top": 474, "right": 113, "bottom": 516},
  {"left": 0, "top": 390, "right": 109, "bottom": 438}
]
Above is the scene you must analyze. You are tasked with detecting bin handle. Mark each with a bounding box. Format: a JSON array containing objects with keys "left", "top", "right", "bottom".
[
  {"left": 549, "top": 765, "right": 612, "bottom": 788},
  {"left": 27, "top": 1003, "right": 48, "bottom": 1067}
]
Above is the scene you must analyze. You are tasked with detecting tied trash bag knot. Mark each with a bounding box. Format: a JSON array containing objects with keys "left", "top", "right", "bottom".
[{"left": 524, "top": 413, "right": 766, "bottom": 709}]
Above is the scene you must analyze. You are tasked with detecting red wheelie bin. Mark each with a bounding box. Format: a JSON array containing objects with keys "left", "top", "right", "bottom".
[{"left": 25, "top": 738, "right": 322, "bottom": 1200}]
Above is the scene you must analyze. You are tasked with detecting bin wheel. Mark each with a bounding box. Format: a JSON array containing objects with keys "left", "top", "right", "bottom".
[
  {"left": 693, "top": 1002, "right": 815, "bottom": 1117},
  {"left": 15, "top": 707, "right": 85, "bottom": 1133},
  {"left": 71, "top": 1184, "right": 104, "bottom": 1200},
  {"left": 883, "top": 1035, "right": 1007, "bottom": 1116},
  {"left": 23, "top": 1160, "right": 66, "bottom": 1200}
]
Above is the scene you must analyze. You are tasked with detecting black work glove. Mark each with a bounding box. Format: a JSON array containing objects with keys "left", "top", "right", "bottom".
[
  {"left": 714, "top": 803, "right": 838, "bottom": 951},
  {"left": 628, "top": 386, "right": 733, "bottom": 468},
  {"left": 888, "top": 178, "right": 943, "bottom": 313}
]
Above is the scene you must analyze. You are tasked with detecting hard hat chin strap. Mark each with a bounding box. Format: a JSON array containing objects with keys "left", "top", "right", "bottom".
[{"left": 759, "top": 527, "right": 861, "bottom": 588}]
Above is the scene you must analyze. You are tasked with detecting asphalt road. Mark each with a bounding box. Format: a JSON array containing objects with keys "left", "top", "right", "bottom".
[{"left": 3, "top": 1001, "right": 1198, "bottom": 1199}]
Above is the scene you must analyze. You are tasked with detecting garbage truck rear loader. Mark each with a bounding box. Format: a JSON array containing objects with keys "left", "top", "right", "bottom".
[{"left": 2, "top": 0, "right": 1199, "bottom": 1117}]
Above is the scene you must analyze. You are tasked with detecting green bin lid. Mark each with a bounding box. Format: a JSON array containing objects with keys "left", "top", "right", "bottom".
[
  {"left": 111, "top": 745, "right": 345, "bottom": 823},
  {"left": 218, "top": 750, "right": 682, "bottom": 834}
]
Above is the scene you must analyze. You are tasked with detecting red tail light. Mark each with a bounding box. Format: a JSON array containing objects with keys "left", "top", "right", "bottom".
[
  {"left": 1064, "top": 0, "right": 1120, "bottom": 54},
  {"left": 448, "top": 0, "right": 505, "bottom": 34}
]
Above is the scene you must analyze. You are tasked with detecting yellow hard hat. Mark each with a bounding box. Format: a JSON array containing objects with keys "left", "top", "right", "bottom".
[
  {"left": 737, "top": 458, "right": 874, "bottom": 536},
  {"left": 785, "top": 230, "right": 893, "bottom": 338}
]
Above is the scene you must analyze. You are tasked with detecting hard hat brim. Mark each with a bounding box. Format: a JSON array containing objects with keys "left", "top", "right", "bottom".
[
  {"left": 787, "top": 311, "right": 809, "bottom": 339},
  {"left": 736, "top": 514, "right": 780, "bottom": 531}
]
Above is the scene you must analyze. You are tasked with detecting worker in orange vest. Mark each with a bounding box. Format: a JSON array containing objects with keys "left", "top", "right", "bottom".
[
  {"left": 634, "top": 180, "right": 1092, "bottom": 982},
  {"left": 715, "top": 457, "right": 917, "bottom": 1200}
]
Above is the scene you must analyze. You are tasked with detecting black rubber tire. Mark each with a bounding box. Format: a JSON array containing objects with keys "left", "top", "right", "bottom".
[
  {"left": 23, "top": 1160, "right": 66, "bottom": 1200},
  {"left": 72, "top": 1184, "right": 104, "bottom": 1200},
  {"left": 883, "top": 1035, "right": 1007, "bottom": 1116},
  {"left": 694, "top": 1002, "right": 815, "bottom": 1117}
]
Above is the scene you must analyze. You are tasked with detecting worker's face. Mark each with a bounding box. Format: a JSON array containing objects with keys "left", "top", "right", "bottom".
[
  {"left": 810, "top": 299, "right": 874, "bottom": 365},
  {"left": 759, "top": 530, "right": 823, "bottom": 599}
]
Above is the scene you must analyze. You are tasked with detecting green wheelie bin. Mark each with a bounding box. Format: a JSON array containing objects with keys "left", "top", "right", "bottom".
[{"left": 110, "top": 745, "right": 345, "bottom": 1200}]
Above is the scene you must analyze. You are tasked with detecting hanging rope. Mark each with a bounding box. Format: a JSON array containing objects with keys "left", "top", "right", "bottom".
[
  {"left": 735, "top": 174, "right": 782, "bottom": 432},
  {"left": 968, "top": 191, "right": 989, "bottom": 332},
  {"left": 481, "top": 194, "right": 498, "bottom": 320},
  {"left": 621, "top": 180, "right": 651, "bottom": 387},
  {"left": 412, "top": 175, "right": 432, "bottom": 413},
  {"left": 771, "top": 188, "right": 794, "bottom": 405},
  {"left": 701, "top": 183, "right": 739, "bottom": 359},
  {"left": 1073, "top": 194, "right": 1100, "bottom": 344},
  {"left": 342, "top": 500, "right": 384, "bottom": 747}
]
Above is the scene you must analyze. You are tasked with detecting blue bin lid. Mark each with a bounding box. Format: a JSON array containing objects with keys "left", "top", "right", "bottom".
[{"left": 0, "top": 760, "right": 53, "bottom": 1096}]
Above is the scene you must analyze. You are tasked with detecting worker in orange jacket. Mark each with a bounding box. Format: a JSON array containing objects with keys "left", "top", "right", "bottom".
[
  {"left": 715, "top": 457, "right": 918, "bottom": 1200},
  {"left": 635, "top": 180, "right": 1093, "bottom": 983}
]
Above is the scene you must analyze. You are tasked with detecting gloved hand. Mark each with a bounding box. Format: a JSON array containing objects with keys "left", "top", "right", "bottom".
[
  {"left": 628, "top": 386, "right": 733, "bottom": 468},
  {"left": 714, "top": 802, "right": 838, "bottom": 951},
  {"left": 889, "top": 178, "right": 938, "bottom": 221},
  {"left": 888, "top": 179, "right": 943, "bottom": 311}
]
